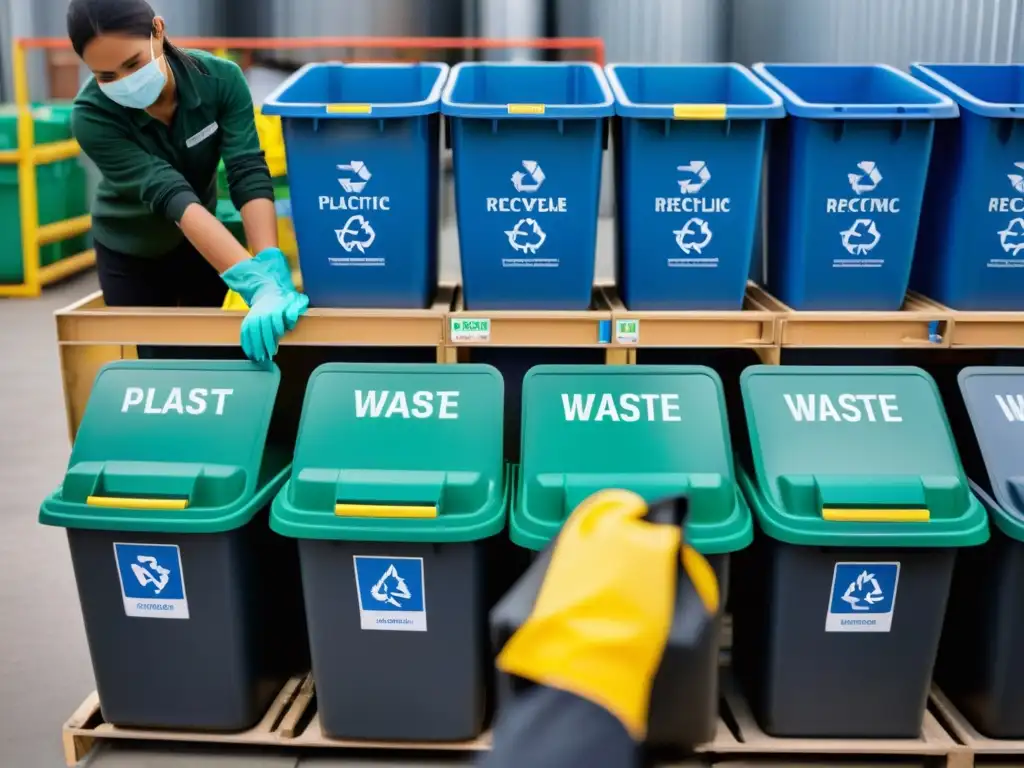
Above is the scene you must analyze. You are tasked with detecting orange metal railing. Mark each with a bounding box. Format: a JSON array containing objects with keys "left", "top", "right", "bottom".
[{"left": 3, "top": 35, "right": 604, "bottom": 298}]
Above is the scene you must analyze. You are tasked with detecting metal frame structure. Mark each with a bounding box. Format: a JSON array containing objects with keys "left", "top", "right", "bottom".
[{"left": 4, "top": 34, "right": 606, "bottom": 297}]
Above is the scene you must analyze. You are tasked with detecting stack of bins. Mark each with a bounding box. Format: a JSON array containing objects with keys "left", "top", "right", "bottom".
[
  {"left": 732, "top": 365, "right": 988, "bottom": 737},
  {"left": 604, "top": 64, "right": 784, "bottom": 310},
  {"left": 442, "top": 63, "right": 614, "bottom": 310},
  {"left": 752, "top": 64, "right": 957, "bottom": 310},
  {"left": 935, "top": 368, "right": 1024, "bottom": 737},
  {"left": 38, "top": 361, "right": 308, "bottom": 730},
  {"left": 271, "top": 363, "right": 508, "bottom": 741},
  {"left": 498, "top": 364, "right": 752, "bottom": 749},
  {"left": 262, "top": 63, "right": 448, "bottom": 308},
  {"left": 910, "top": 65, "right": 1024, "bottom": 310}
]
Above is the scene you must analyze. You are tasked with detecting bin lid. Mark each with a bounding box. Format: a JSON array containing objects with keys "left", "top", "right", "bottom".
[
  {"left": 262, "top": 62, "right": 449, "bottom": 120},
  {"left": 514, "top": 365, "right": 752, "bottom": 554},
  {"left": 740, "top": 365, "right": 988, "bottom": 547},
  {"left": 271, "top": 363, "right": 507, "bottom": 543},
  {"left": 912, "top": 64, "right": 1024, "bottom": 119},
  {"left": 752, "top": 63, "right": 957, "bottom": 120},
  {"left": 39, "top": 361, "right": 287, "bottom": 534},
  {"left": 605, "top": 63, "right": 784, "bottom": 120},
  {"left": 441, "top": 62, "right": 614, "bottom": 119},
  {"left": 958, "top": 367, "right": 1024, "bottom": 542}
]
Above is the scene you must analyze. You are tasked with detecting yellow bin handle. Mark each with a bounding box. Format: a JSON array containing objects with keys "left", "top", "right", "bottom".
[
  {"left": 822, "top": 507, "right": 930, "bottom": 523},
  {"left": 334, "top": 504, "right": 437, "bottom": 519},
  {"left": 87, "top": 496, "right": 189, "bottom": 511}
]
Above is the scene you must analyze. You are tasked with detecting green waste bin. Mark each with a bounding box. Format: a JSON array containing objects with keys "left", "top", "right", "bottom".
[
  {"left": 39, "top": 360, "right": 309, "bottom": 731},
  {"left": 503, "top": 364, "right": 752, "bottom": 748},
  {"left": 271, "top": 363, "right": 508, "bottom": 741},
  {"left": 732, "top": 365, "right": 988, "bottom": 738},
  {"left": 934, "top": 367, "right": 1024, "bottom": 738},
  {"left": 0, "top": 103, "right": 89, "bottom": 282}
]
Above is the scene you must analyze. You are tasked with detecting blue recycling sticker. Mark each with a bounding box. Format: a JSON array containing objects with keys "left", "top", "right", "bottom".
[
  {"left": 113, "top": 542, "right": 189, "bottom": 620},
  {"left": 353, "top": 556, "right": 427, "bottom": 632},
  {"left": 825, "top": 561, "right": 900, "bottom": 633}
]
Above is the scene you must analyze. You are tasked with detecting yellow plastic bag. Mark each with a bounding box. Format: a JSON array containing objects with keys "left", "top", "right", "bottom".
[{"left": 254, "top": 109, "right": 287, "bottom": 178}]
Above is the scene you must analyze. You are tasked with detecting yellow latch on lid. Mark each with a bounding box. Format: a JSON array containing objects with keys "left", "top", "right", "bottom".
[
  {"left": 822, "top": 508, "right": 931, "bottom": 523},
  {"left": 327, "top": 103, "right": 372, "bottom": 114},
  {"left": 87, "top": 496, "right": 189, "bottom": 511},
  {"left": 508, "top": 103, "right": 545, "bottom": 115},
  {"left": 673, "top": 104, "right": 727, "bottom": 120},
  {"left": 334, "top": 504, "right": 438, "bottom": 519}
]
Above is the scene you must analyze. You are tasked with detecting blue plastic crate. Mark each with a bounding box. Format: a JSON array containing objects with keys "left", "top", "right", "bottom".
[
  {"left": 605, "top": 64, "right": 783, "bottom": 310},
  {"left": 752, "top": 64, "right": 957, "bottom": 310},
  {"left": 910, "top": 64, "right": 1024, "bottom": 310},
  {"left": 262, "top": 63, "right": 448, "bottom": 308},
  {"left": 442, "top": 62, "right": 614, "bottom": 310}
]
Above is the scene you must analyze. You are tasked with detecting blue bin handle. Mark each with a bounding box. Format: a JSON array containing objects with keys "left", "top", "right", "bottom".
[{"left": 827, "top": 105, "right": 939, "bottom": 118}]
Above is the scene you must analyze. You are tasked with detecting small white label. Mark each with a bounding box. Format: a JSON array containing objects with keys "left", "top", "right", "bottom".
[
  {"left": 615, "top": 319, "right": 639, "bottom": 344},
  {"left": 114, "top": 542, "right": 189, "bottom": 619},
  {"left": 185, "top": 121, "right": 219, "bottom": 148},
  {"left": 451, "top": 318, "right": 491, "bottom": 343},
  {"left": 825, "top": 562, "right": 900, "bottom": 633},
  {"left": 354, "top": 556, "right": 426, "bottom": 632}
]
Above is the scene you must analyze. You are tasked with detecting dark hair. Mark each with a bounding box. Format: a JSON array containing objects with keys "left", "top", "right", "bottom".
[{"left": 67, "top": 0, "right": 187, "bottom": 62}]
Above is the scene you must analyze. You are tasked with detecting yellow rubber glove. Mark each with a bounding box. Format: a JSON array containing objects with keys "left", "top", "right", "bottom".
[{"left": 498, "top": 489, "right": 718, "bottom": 741}]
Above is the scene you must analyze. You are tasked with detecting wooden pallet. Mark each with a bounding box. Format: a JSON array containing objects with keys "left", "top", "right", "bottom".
[
  {"left": 693, "top": 675, "right": 972, "bottom": 768},
  {"left": 63, "top": 672, "right": 971, "bottom": 767},
  {"left": 930, "top": 686, "right": 1024, "bottom": 767}
]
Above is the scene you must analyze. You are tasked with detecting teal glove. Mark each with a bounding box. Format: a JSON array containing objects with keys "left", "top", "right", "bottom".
[{"left": 221, "top": 249, "right": 309, "bottom": 363}]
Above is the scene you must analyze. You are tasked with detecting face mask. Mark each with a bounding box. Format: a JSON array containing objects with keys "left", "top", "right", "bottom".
[{"left": 99, "top": 35, "right": 167, "bottom": 110}]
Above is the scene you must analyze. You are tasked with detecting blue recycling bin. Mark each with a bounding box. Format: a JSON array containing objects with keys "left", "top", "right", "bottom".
[
  {"left": 605, "top": 64, "right": 784, "bottom": 310},
  {"left": 752, "top": 64, "right": 957, "bottom": 310},
  {"left": 262, "top": 63, "right": 448, "bottom": 308},
  {"left": 910, "top": 65, "right": 1024, "bottom": 310},
  {"left": 442, "top": 63, "right": 614, "bottom": 310}
]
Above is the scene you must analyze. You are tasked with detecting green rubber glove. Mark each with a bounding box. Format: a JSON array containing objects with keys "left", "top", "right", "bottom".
[{"left": 221, "top": 249, "right": 309, "bottom": 363}]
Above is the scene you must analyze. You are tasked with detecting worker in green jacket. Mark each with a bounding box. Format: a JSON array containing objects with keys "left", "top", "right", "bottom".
[{"left": 67, "top": 0, "right": 307, "bottom": 363}]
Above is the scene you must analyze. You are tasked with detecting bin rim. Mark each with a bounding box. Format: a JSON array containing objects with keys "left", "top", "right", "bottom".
[
  {"left": 511, "top": 479, "right": 753, "bottom": 555},
  {"left": 604, "top": 62, "right": 784, "bottom": 120},
  {"left": 751, "top": 62, "right": 958, "bottom": 120},
  {"left": 261, "top": 61, "right": 449, "bottom": 119},
  {"left": 441, "top": 61, "right": 614, "bottom": 119},
  {"left": 39, "top": 462, "right": 292, "bottom": 534},
  {"left": 911, "top": 63, "right": 1024, "bottom": 119},
  {"left": 969, "top": 478, "right": 1024, "bottom": 544},
  {"left": 271, "top": 462, "right": 511, "bottom": 543}
]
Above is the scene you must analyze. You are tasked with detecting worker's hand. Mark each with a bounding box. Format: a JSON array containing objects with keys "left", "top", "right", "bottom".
[
  {"left": 220, "top": 249, "right": 309, "bottom": 363},
  {"left": 497, "top": 490, "right": 719, "bottom": 742}
]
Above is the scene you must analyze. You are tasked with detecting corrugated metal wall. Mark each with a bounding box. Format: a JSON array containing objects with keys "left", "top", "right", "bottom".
[
  {"left": 467, "top": 0, "right": 548, "bottom": 61},
  {"left": 731, "top": 0, "right": 1024, "bottom": 67},
  {"left": 555, "top": 0, "right": 729, "bottom": 63}
]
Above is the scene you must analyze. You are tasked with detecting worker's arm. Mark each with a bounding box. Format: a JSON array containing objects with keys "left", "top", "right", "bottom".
[
  {"left": 72, "top": 107, "right": 251, "bottom": 272},
  {"left": 479, "top": 686, "right": 640, "bottom": 768},
  {"left": 215, "top": 57, "right": 277, "bottom": 254}
]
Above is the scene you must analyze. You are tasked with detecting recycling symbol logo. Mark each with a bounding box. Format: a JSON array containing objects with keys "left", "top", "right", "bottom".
[
  {"left": 335, "top": 214, "right": 376, "bottom": 254},
  {"left": 840, "top": 218, "right": 881, "bottom": 255},
  {"left": 847, "top": 161, "right": 883, "bottom": 195},
  {"left": 1009, "top": 162, "right": 1024, "bottom": 194},
  {"left": 999, "top": 217, "right": 1024, "bottom": 255},
  {"left": 841, "top": 570, "right": 885, "bottom": 611},
  {"left": 505, "top": 217, "right": 547, "bottom": 254},
  {"left": 337, "top": 161, "right": 372, "bottom": 194},
  {"left": 674, "top": 217, "right": 713, "bottom": 255},
  {"left": 677, "top": 161, "right": 711, "bottom": 194},
  {"left": 370, "top": 563, "right": 413, "bottom": 608},
  {"left": 511, "top": 160, "right": 545, "bottom": 193}
]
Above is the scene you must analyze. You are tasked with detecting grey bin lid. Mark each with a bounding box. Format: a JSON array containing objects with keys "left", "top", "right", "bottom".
[{"left": 958, "top": 367, "right": 1024, "bottom": 542}]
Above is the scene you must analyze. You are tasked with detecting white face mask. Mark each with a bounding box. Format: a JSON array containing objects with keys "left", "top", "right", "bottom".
[{"left": 99, "top": 35, "right": 167, "bottom": 110}]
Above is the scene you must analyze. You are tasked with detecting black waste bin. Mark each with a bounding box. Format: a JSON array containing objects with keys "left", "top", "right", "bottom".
[{"left": 39, "top": 361, "right": 308, "bottom": 731}]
